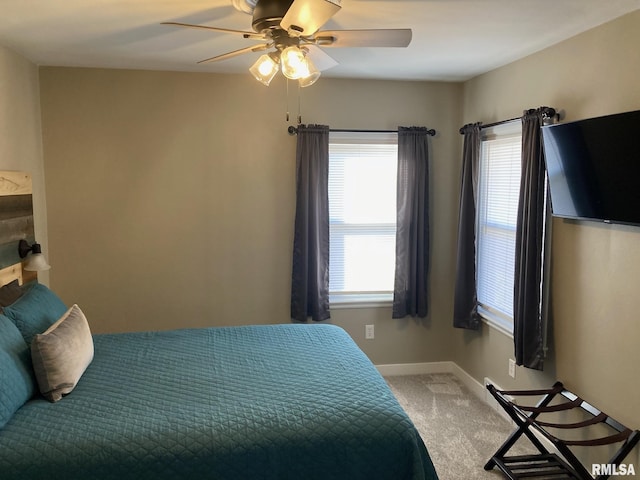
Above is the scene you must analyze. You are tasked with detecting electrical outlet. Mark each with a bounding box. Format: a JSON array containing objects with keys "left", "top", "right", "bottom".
[
  {"left": 365, "top": 324, "right": 374, "bottom": 340},
  {"left": 508, "top": 359, "right": 516, "bottom": 379}
]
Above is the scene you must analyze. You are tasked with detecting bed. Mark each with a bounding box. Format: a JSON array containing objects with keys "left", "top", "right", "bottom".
[{"left": 0, "top": 280, "right": 439, "bottom": 480}]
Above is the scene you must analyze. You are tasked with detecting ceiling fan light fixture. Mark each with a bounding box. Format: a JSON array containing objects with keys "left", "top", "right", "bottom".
[
  {"left": 280, "top": 46, "right": 309, "bottom": 80},
  {"left": 166, "top": 1, "right": 413, "bottom": 89},
  {"left": 250, "top": 53, "right": 280, "bottom": 86},
  {"left": 299, "top": 58, "right": 320, "bottom": 87}
]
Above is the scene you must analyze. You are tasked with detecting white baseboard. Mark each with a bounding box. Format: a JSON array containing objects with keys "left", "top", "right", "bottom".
[
  {"left": 482, "top": 377, "right": 517, "bottom": 423},
  {"left": 451, "top": 363, "right": 487, "bottom": 402}
]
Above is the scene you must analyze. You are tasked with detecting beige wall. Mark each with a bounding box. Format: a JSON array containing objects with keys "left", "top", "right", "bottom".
[
  {"left": 0, "top": 46, "right": 49, "bottom": 285},
  {"left": 456, "top": 10, "right": 640, "bottom": 432},
  {"left": 39, "top": 68, "right": 462, "bottom": 365}
]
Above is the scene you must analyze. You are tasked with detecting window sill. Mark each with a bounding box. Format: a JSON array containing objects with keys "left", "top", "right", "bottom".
[
  {"left": 478, "top": 307, "right": 514, "bottom": 338},
  {"left": 330, "top": 293, "right": 393, "bottom": 309}
]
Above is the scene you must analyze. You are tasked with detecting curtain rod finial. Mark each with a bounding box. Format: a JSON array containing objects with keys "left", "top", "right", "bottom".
[{"left": 288, "top": 125, "right": 298, "bottom": 135}]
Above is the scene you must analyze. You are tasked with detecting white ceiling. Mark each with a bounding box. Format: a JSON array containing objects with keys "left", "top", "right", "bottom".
[{"left": 0, "top": 0, "right": 638, "bottom": 82}]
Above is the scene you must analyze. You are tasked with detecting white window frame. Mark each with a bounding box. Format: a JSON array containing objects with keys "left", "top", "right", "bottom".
[
  {"left": 328, "top": 131, "right": 398, "bottom": 308},
  {"left": 476, "top": 122, "right": 522, "bottom": 336}
]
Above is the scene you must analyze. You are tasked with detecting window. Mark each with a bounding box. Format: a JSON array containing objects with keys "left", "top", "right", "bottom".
[
  {"left": 476, "top": 123, "right": 522, "bottom": 334},
  {"left": 328, "top": 132, "right": 398, "bottom": 306}
]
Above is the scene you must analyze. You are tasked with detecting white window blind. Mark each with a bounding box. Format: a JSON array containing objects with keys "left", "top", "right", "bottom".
[
  {"left": 477, "top": 128, "right": 522, "bottom": 331},
  {"left": 328, "top": 132, "right": 398, "bottom": 300}
]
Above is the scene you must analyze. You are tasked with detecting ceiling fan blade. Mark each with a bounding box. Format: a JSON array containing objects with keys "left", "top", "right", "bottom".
[
  {"left": 303, "top": 45, "right": 339, "bottom": 71},
  {"left": 280, "top": 0, "right": 342, "bottom": 37},
  {"left": 313, "top": 29, "right": 412, "bottom": 48},
  {"left": 197, "top": 43, "right": 269, "bottom": 64},
  {"left": 161, "top": 22, "right": 265, "bottom": 40}
]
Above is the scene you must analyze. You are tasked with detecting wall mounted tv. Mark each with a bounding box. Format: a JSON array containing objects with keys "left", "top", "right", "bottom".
[{"left": 542, "top": 109, "right": 640, "bottom": 226}]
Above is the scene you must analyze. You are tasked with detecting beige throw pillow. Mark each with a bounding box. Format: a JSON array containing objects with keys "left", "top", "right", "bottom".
[{"left": 31, "top": 304, "right": 94, "bottom": 402}]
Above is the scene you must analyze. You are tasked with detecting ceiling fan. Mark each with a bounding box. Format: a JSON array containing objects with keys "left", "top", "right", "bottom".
[{"left": 162, "top": 0, "right": 412, "bottom": 87}]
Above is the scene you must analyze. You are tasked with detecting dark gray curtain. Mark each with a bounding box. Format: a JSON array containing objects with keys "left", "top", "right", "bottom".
[
  {"left": 453, "top": 123, "right": 482, "bottom": 330},
  {"left": 290, "top": 125, "right": 330, "bottom": 322},
  {"left": 513, "top": 109, "right": 548, "bottom": 370},
  {"left": 392, "top": 127, "right": 430, "bottom": 319}
]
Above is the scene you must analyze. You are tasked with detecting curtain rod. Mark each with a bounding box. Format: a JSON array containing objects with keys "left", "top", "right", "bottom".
[
  {"left": 458, "top": 106, "right": 557, "bottom": 134},
  {"left": 288, "top": 126, "right": 436, "bottom": 136}
]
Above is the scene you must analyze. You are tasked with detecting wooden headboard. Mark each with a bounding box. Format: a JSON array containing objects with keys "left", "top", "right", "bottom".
[
  {"left": 0, "top": 171, "right": 38, "bottom": 286},
  {"left": 0, "top": 263, "right": 30, "bottom": 286}
]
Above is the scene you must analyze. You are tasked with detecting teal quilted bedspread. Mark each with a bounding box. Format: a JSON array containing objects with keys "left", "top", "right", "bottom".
[{"left": 0, "top": 324, "right": 438, "bottom": 480}]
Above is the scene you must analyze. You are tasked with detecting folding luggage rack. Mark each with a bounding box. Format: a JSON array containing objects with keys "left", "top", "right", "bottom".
[{"left": 485, "top": 381, "right": 639, "bottom": 480}]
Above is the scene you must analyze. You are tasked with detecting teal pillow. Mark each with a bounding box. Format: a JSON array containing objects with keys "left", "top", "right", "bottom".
[
  {"left": 0, "top": 314, "right": 36, "bottom": 429},
  {"left": 3, "top": 283, "right": 68, "bottom": 345}
]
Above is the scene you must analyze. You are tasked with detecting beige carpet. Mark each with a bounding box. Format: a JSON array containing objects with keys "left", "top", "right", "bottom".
[{"left": 385, "top": 373, "right": 535, "bottom": 480}]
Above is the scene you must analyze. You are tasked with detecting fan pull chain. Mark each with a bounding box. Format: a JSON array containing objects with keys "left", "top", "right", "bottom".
[
  {"left": 285, "top": 79, "right": 290, "bottom": 122},
  {"left": 297, "top": 81, "right": 302, "bottom": 125},
  {"left": 284, "top": 79, "right": 303, "bottom": 124}
]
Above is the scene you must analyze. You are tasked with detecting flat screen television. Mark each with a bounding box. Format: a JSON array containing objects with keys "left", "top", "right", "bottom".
[{"left": 541, "top": 109, "right": 640, "bottom": 226}]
